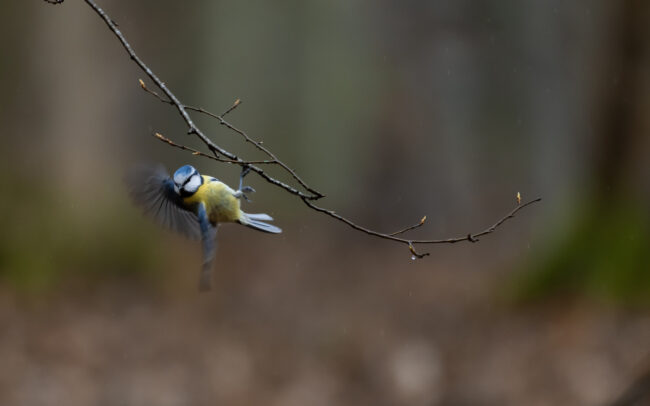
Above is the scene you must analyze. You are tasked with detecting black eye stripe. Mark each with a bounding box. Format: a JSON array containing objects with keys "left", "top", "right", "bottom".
[{"left": 182, "top": 172, "right": 196, "bottom": 186}]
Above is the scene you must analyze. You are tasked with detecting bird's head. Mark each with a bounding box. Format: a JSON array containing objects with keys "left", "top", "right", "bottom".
[{"left": 173, "top": 165, "right": 202, "bottom": 196}]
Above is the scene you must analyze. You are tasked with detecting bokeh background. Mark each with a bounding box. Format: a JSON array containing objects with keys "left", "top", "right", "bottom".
[{"left": 1, "top": 0, "right": 649, "bottom": 405}]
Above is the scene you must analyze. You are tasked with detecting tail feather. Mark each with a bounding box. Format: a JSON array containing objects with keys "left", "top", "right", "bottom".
[
  {"left": 240, "top": 212, "right": 282, "bottom": 234},
  {"left": 245, "top": 213, "right": 274, "bottom": 221}
]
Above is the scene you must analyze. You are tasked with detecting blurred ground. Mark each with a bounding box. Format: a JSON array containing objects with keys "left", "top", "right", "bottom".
[{"left": 1, "top": 239, "right": 649, "bottom": 406}]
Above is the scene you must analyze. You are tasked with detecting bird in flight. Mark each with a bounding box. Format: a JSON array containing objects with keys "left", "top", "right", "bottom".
[{"left": 127, "top": 164, "right": 281, "bottom": 291}]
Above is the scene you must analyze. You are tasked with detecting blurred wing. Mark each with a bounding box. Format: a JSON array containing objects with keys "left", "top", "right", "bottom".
[
  {"left": 197, "top": 203, "right": 216, "bottom": 292},
  {"left": 125, "top": 165, "right": 201, "bottom": 239}
]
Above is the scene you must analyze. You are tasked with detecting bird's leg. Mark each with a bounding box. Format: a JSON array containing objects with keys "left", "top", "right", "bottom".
[
  {"left": 238, "top": 166, "right": 251, "bottom": 191},
  {"left": 234, "top": 166, "right": 255, "bottom": 201}
]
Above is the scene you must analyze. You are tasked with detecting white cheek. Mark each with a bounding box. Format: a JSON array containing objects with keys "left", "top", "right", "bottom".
[{"left": 185, "top": 176, "right": 201, "bottom": 192}]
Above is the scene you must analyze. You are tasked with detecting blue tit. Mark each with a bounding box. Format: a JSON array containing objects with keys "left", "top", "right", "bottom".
[{"left": 126, "top": 164, "right": 281, "bottom": 291}]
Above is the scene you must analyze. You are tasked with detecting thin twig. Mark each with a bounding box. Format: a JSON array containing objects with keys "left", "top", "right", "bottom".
[
  {"left": 301, "top": 196, "right": 541, "bottom": 256},
  {"left": 389, "top": 216, "right": 427, "bottom": 236},
  {"left": 152, "top": 132, "right": 274, "bottom": 165},
  {"left": 219, "top": 98, "right": 241, "bottom": 118},
  {"left": 190, "top": 106, "right": 324, "bottom": 198},
  {"left": 43, "top": 0, "right": 541, "bottom": 259}
]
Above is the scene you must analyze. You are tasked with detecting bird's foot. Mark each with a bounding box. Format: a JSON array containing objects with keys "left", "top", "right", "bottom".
[{"left": 234, "top": 186, "right": 255, "bottom": 202}]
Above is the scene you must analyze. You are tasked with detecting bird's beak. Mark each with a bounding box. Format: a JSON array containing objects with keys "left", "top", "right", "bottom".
[{"left": 174, "top": 184, "right": 180, "bottom": 195}]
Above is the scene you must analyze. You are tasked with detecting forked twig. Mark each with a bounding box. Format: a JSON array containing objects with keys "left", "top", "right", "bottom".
[{"left": 138, "top": 79, "right": 320, "bottom": 199}]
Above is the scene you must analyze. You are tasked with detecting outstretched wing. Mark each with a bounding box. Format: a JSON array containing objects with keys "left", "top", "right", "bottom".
[{"left": 125, "top": 165, "right": 201, "bottom": 239}]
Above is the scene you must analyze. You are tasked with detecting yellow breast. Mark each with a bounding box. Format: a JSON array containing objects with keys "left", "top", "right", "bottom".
[{"left": 182, "top": 176, "right": 242, "bottom": 224}]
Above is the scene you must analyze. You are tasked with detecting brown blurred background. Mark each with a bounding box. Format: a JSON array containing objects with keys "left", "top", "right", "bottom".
[{"left": 1, "top": 0, "right": 649, "bottom": 405}]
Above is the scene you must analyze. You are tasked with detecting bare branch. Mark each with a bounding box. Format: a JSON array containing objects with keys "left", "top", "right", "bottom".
[{"left": 43, "top": 0, "right": 541, "bottom": 258}]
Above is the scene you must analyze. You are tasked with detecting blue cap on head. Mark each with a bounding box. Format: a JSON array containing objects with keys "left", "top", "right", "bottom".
[{"left": 173, "top": 165, "right": 197, "bottom": 184}]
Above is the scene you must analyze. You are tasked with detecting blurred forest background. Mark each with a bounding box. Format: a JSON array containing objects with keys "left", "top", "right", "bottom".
[{"left": 1, "top": 0, "right": 649, "bottom": 405}]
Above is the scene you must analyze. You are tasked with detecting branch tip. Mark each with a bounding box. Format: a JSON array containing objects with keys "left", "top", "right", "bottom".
[
  {"left": 220, "top": 98, "right": 242, "bottom": 118},
  {"left": 389, "top": 215, "right": 428, "bottom": 236},
  {"left": 408, "top": 242, "right": 430, "bottom": 259}
]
